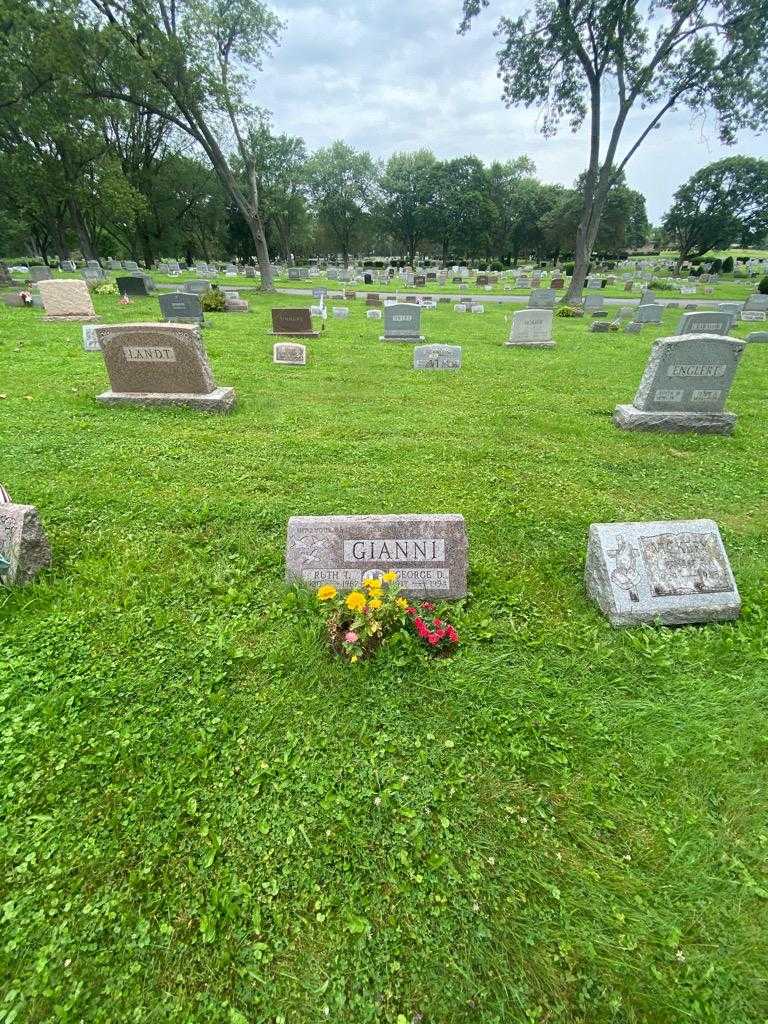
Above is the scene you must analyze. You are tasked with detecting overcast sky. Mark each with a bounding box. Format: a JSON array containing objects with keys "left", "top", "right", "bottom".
[{"left": 257, "top": 0, "right": 768, "bottom": 223}]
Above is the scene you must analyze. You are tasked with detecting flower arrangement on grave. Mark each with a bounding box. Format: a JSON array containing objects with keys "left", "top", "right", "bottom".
[
  {"left": 19, "top": 291, "right": 32, "bottom": 306},
  {"left": 118, "top": 294, "right": 131, "bottom": 305},
  {"left": 316, "top": 572, "right": 459, "bottom": 662},
  {"left": 555, "top": 305, "right": 583, "bottom": 318}
]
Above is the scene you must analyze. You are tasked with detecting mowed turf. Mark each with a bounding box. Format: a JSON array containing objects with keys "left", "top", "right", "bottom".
[{"left": 1, "top": 293, "right": 767, "bottom": 1024}]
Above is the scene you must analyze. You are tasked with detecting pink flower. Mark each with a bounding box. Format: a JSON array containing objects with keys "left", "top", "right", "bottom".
[
  {"left": 427, "top": 634, "right": 440, "bottom": 646},
  {"left": 344, "top": 631, "right": 358, "bottom": 643}
]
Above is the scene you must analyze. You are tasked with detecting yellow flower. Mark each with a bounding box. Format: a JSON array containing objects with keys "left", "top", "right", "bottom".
[
  {"left": 350, "top": 655, "right": 359, "bottom": 663},
  {"left": 316, "top": 584, "right": 337, "bottom": 602},
  {"left": 368, "top": 597, "right": 383, "bottom": 611},
  {"left": 345, "top": 591, "right": 366, "bottom": 613},
  {"left": 382, "top": 571, "right": 398, "bottom": 583},
  {"left": 363, "top": 576, "right": 381, "bottom": 591},
  {"left": 396, "top": 597, "right": 409, "bottom": 609},
  {"left": 369, "top": 621, "right": 382, "bottom": 634}
]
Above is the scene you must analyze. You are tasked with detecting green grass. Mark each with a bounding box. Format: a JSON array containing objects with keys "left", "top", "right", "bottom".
[{"left": 1, "top": 294, "right": 768, "bottom": 1024}]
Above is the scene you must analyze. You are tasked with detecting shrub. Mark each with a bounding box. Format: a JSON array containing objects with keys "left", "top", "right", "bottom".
[
  {"left": 489, "top": 260, "right": 504, "bottom": 272},
  {"left": 556, "top": 305, "right": 583, "bottom": 318},
  {"left": 201, "top": 289, "right": 226, "bottom": 312},
  {"left": 648, "top": 279, "right": 666, "bottom": 290},
  {"left": 709, "top": 258, "right": 723, "bottom": 274},
  {"left": 92, "top": 281, "right": 117, "bottom": 296},
  {"left": 722, "top": 256, "right": 734, "bottom": 273},
  {"left": 758, "top": 275, "right": 768, "bottom": 295},
  {"left": 563, "top": 262, "right": 575, "bottom": 276}
]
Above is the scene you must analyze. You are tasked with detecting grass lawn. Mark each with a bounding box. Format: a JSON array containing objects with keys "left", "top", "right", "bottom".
[{"left": 1, "top": 294, "right": 768, "bottom": 1024}]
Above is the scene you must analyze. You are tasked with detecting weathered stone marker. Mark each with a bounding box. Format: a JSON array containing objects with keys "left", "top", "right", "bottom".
[
  {"left": 413, "top": 344, "right": 461, "bottom": 370},
  {"left": 273, "top": 342, "right": 307, "bottom": 365},
  {"left": 380, "top": 303, "right": 424, "bottom": 342},
  {"left": 0, "top": 491, "right": 52, "bottom": 586},
  {"left": 159, "top": 291, "right": 203, "bottom": 324},
  {"left": 82, "top": 324, "right": 101, "bottom": 351},
  {"left": 37, "top": 279, "right": 98, "bottom": 322},
  {"left": 676, "top": 311, "right": 731, "bottom": 336},
  {"left": 586, "top": 519, "right": 740, "bottom": 626},
  {"left": 506, "top": 309, "right": 554, "bottom": 348},
  {"left": 94, "top": 322, "right": 235, "bottom": 412},
  {"left": 286, "top": 514, "right": 468, "bottom": 598},
  {"left": 529, "top": 288, "right": 556, "bottom": 309},
  {"left": 270, "top": 308, "right": 319, "bottom": 337},
  {"left": 614, "top": 333, "right": 745, "bottom": 435},
  {"left": 116, "top": 275, "right": 151, "bottom": 298}
]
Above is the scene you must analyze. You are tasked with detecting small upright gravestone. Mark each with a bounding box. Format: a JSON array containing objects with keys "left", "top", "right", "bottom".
[
  {"left": 273, "top": 342, "right": 307, "bottom": 365},
  {"left": 38, "top": 279, "right": 98, "bottom": 322},
  {"left": 413, "top": 345, "right": 461, "bottom": 370},
  {"left": 184, "top": 280, "right": 212, "bottom": 296},
  {"left": 635, "top": 303, "right": 663, "bottom": 324},
  {"left": 270, "top": 308, "right": 319, "bottom": 338},
  {"left": 529, "top": 288, "right": 556, "bottom": 309},
  {"left": 584, "top": 295, "right": 604, "bottom": 314},
  {"left": 285, "top": 513, "right": 468, "bottom": 598},
  {"left": 28, "top": 266, "right": 53, "bottom": 283},
  {"left": 506, "top": 309, "right": 554, "bottom": 348},
  {"left": 159, "top": 292, "right": 203, "bottom": 325},
  {"left": 83, "top": 324, "right": 101, "bottom": 351},
  {"left": 60, "top": 260, "right": 76, "bottom": 272},
  {"left": 116, "top": 276, "right": 151, "bottom": 298},
  {"left": 0, "top": 488, "right": 52, "bottom": 587},
  {"left": 747, "top": 331, "right": 768, "bottom": 343},
  {"left": 614, "top": 333, "right": 745, "bottom": 435},
  {"left": 380, "top": 303, "right": 424, "bottom": 343},
  {"left": 676, "top": 311, "right": 731, "bottom": 336},
  {"left": 586, "top": 519, "right": 740, "bottom": 626},
  {"left": 94, "top": 323, "right": 235, "bottom": 413}
]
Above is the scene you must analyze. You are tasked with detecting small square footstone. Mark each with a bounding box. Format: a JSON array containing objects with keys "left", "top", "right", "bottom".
[
  {"left": 285, "top": 514, "right": 468, "bottom": 598},
  {"left": 747, "top": 331, "right": 768, "bottom": 343},
  {"left": 625, "top": 322, "right": 642, "bottom": 334},
  {"left": 94, "top": 322, "right": 235, "bottom": 413},
  {"left": 586, "top": 519, "right": 740, "bottom": 627},
  {"left": 273, "top": 342, "right": 307, "bottom": 365},
  {"left": 676, "top": 311, "right": 731, "bottom": 336},
  {"left": 271, "top": 308, "right": 319, "bottom": 337},
  {"left": 37, "top": 279, "right": 98, "bottom": 322},
  {"left": 380, "top": 303, "right": 424, "bottom": 342},
  {"left": 159, "top": 291, "right": 203, "bottom": 324},
  {"left": 83, "top": 324, "right": 101, "bottom": 351},
  {"left": 506, "top": 309, "right": 554, "bottom": 348},
  {"left": 591, "top": 321, "right": 612, "bottom": 333},
  {"left": 742, "top": 310, "right": 766, "bottom": 322},
  {"left": 0, "top": 501, "right": 52, "bottom": 586},
  {"left": 332, "top": 307, "right": 349, "bottom": 318},
  {"left": 366, "top": 309, "right": 382, "bottom": 319},
  {"left": 614, "top": 333, "right": 745, "bottom": 435},
  {"left": 414, "top": 344, "right": 461, "bottom": 370}
]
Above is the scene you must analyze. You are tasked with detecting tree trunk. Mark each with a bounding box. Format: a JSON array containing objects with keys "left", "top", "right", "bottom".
[{"left": 68, "top": 197, "right": 96, "bottom": 259}]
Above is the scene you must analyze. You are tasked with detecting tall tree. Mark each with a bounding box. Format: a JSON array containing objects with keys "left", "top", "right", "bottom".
[
  {"left": 431, "top": 156, "right": 495, "bottom": 262},
  {"left": 376, "top": 150, "right": 438, "bottom": 264},
  {"left": 81, "top": 0, "right": 283, "bottom": 289},
  {"left": 306, "top": 141, "right": 378, "bottom": 265},
  {"left": 460, "top": 0, "right": 768, "bottom": 301}
]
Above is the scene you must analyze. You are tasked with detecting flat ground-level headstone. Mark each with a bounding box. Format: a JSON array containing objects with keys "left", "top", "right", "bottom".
[
  {"left": 38, "top": 279, "right": 98, "bottom": 322},
  {"left": 586, "top": 519, "right": 740, "bottom": 626},
  {"left": 741, "top": 310, "right": 766, "bottom": 322},
  {"left": 94, "top": 322, "right": 235, "bottom": 413},
  {"left": 676, "top": 311, "right": 731, "bottom": 335},
  {"left": 0, "top": 499, "right": 52, "bottom": 586},
  {"left": 273, "top": 342, "right": 307, "bottom": 365},
  {"left": 380, "top": 303, "right": 424, "bottom": 342},
  {"left": 747, "top": 331, "right": 768, "bottom": 343},
  {"left": 614, "top": 333, "right": 745, "bottom": 435},
  {"left": 414, "top": 344, "right": 461, "bottom": 370},
  {"left": 506, "top": 309, "right": 554, "bottom": 348},
  {"left": 286, "top": 514, "right": 468, "bottom": 599},
  {"left": 270, "top": 308, "right": 319, "bottom": 337}
]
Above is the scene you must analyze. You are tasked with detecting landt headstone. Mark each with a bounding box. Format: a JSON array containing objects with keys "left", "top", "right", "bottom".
[
  {"left": 286, "top": 513, "right": 468, "bottom": 598},
  {"left": 271, "top": 308, "right": 319, "bottom": 337},
  {"left": 380, "top": 303, "right": 423, "bottom": 342},
  {"left": 614, "top": 333, "right": 745, "bottom": 435},
  {"left": 413, "top": 344, "right": 461, "bottom": 370},
  {"left": 273, "top": 342, "right": 307, "bottom": 365},
  {"left": 94, "top": 322, "right": 235, "bottom": 412},
  {"left": 506, "top": 309, "right": 554, "bottom": 348},
  {"left": 38, "top": 279, "right": 98, "bottom": 322},
  {"left": 586, "top": 519, "right": 740, "bottom": 626}
]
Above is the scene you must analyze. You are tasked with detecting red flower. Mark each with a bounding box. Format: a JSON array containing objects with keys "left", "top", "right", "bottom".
[
  {"left": 447, "top": 627, "right": 459, "bottom": 644},
  {"left": 427, "top": 634, "right": 440, "bottom": 646},
  {"left": 421, "top": 602, "right": 435, "bottom": 612}
]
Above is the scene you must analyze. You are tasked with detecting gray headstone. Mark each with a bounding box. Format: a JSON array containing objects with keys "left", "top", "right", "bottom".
[
  {"left": 586, "top": 519, "right": 740, "bottom": 626},
  {"left": 529, "top": 288, "right": 556, "bottom": 309},
  {"left": 285, "top": 513, "right": 468, "bottom": 598},
  {"left": 83, "top": 324, "right": 101, "bottom": 351},
  {"left": 159, "top": 291, "right": 203, "bottom": 324},
  {"left": 28, "top": 266, "right": 53, "bottom": 283},
  {"left": 506, "top": 309, "right": 554, "bottom": 348},
  {"left": 584, "top": 295, "right": 604, "bottom": 311},
  {"left": 413, "top": 344, "right": 461, "bottom": 370},
  {"left": 273, "top": 342, "right": 307, "bottom": 365},
  {"left": 676, "top": 311, "right": 732, "bottom": 336},
  {"left": 60, "top": 260, "right": 76, "bottom": 272},
  {"left": 636, "top": 303, "right": 663, "bottom": 324},
  {"left": 741, "top": 310, "right": 766, "bottom": 322},
  {"left": 0, "top": 502, "right": 52, "bottom": 586},
  {"left": 746, "top": 331, "right": 768, "bottom": 343},
  {"left": 116, "top": 275, "right": 150, "bottom": 298},
  {"left": 380, "top": 303, "right": 423, "bottom": 342},
  {"left": 614, "top": 333, "right": 745, "bottom": 435},
  {"left": 94, "top": 322, "right": 234, "bottom": 412}
]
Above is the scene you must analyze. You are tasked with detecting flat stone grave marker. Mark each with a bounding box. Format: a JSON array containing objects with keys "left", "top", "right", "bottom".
[
  {"left": 83, "top": 324, "right": 101, "bottom": 351},
  {"left": 747, "top": 331, "right": 768, "bottom": 343},
  {"left": 636, "top": 303, "right": 662, "bottom": 324},
  {"left": 676, "top": 311, "right": 731, "bottom": 335},
  {"left": 159, "top": 291, "right": 203, "bottom": 324},
  {"left": 471, "top": 304, "right": 484, "bottom": 313},
  {"left": 332, "top": 307, "right": 349, "bottom": 318},
  {"left": 366, "top": 309, "right": 382, "bottom": 319},
  {"left": 506, "top": 309, "right": 554, "bottom": 348},
  {"left": 414, "top": 344, "right": 461, "bottom": 370},
  {"left": 744, "top": 294, "right": 768, "bottom": 311},
  {"left": 365, "top": 293, "right": 381, "bottom": 306},
  {"left": 94, "top": 322, "right": 235, "bottom": 413},
  {"left": 586, "top": 277, "right": 602, "bottom": 288},
  {"left": 117, "top": 275, "right": 151, "bottom": 298},
  {"left": 271, "top": 308, "right": 319, "bottom": 337},
  {"left": 614, "top": 333, "right": 745, "bottom": 435},
  {"left": 285, "top": 513, "right": 468, "bottom": 598},
  {"left": 586, "top": 519, "right": 740, "bottom": 626},
  {"left": 123, "top": 261, "right": 140, "bottom": 272},
  {"left": 741, "top": 310, "right": 766, "bottom": 322},
  {"left": 625, "top": 322, "right": 642, "bottom": 334},
  {"left": 38, "top": 279, "right": 98, "bottom": 322},
  {"left": 529, "top": 288, "right": 556, "bottom": 309},
  {"left": 380, "top": 303, "right": 423, "bottom": 342},
  {"left": 0, "top": 497, "right": 52, "bottom": 587},
  {"left": 273, "top": 342, "right": 307, "bottom": 365}
]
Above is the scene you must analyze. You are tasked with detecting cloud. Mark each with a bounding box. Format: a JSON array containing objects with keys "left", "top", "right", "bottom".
[{"left": 255, "top": 0, "right": 768, "bottom": 221}]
